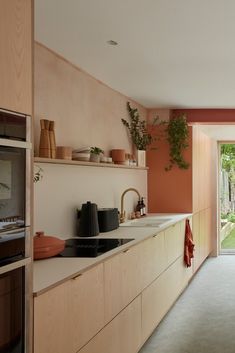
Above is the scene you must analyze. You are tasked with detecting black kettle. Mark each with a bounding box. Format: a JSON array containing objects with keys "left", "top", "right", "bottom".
[{"left": 77, "top": 201, "right": 99, "bottom": 237}]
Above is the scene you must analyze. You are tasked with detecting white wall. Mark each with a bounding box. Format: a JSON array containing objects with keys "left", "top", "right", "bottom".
[
  {"left": 34, "top": 43, "right": 148, "bottom": 236},
  {"left": 34, "top": 163, "right": 147, "bottom": 237}
]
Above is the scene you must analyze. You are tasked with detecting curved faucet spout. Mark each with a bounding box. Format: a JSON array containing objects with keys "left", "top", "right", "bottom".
[{"left": 120, "top": 188, "right": 141, "bottom": 223}]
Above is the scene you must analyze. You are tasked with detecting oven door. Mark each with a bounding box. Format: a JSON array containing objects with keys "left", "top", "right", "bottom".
[
  {"left": 0, "top": 146, "right": 26, "bottom": 231},
  {"left": 0, "top": 266, "right": 25, "bottom": 353}
]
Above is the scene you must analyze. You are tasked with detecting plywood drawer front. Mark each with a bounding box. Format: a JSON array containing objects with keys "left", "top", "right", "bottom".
[
  {"left": 78, "top": 296, "right": 142, "bottom": 353},
  {"left": 141, "top": 231, "right": 166, "bottom": 289},
  {"left": 142, "top": 271, "right": 168, "bottom": 343},
  {"left": 34, "top": 281, "right": 73, "bottom": 353},
  {"left": 70, "top": 263, "right": 105, "bottom": 352},
  {"left": 165, "top": 221, "right": 184, "bottom": 266},
  {"left": 34, "top": 263, "right": 104, "bottom": 353},
  {"left": 104, "top": 243, "right": 142, "bottom": 323}
]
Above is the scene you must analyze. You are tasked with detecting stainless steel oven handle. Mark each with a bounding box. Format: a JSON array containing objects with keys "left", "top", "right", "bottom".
[
  {"left": 0, "top": 257, "right": 31, "bottom": 275},
  {"left": 0, "top": 137, "right": 31, "bottom": 149}
]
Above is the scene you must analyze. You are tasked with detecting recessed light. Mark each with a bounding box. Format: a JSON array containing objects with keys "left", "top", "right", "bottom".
[{"left": 107, "top": 40, "right": 118, "bottom": 46}]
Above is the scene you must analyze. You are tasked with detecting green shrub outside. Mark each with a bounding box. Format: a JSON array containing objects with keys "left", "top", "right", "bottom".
[{"left": 227, "top": 213, "right": 235, "bottom": 223}]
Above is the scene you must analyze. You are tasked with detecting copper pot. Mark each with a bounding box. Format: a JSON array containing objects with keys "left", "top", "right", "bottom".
[{"left": 34, "top": 231, "right": 65, "bottom": 260}]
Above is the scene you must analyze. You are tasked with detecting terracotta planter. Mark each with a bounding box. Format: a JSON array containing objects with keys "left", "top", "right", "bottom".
[{"left": 111, "top": 149, "right": 125, "bottom": 164}]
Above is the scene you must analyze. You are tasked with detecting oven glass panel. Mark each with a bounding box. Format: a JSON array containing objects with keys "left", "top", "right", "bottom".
[
  {"left": 0, "top": 112, "right": 26, "bottom": 141},
  {"left": 0, "top": 267, "right": 24, "bottom": 353},
  {"left": 0, "top": 147, "right": 26, "bottom": 232},
  {"left": 0, "top": 230, "right": 25, "bottom": 266}
]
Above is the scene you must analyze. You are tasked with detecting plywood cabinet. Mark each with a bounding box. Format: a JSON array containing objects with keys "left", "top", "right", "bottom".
[
  {"left": 34, "top": 264, "right": 104, "bottom": 353},
  {"left": 104, "top": 242, "right": 142, "bottom": 323},
  {"left": 34, "top": 218, "right": 194, "bottom": 353},
  {"left": 0, "top": 0, "right": 32, "bottom": 114},
  {"left": 79, "top": 296, "right": 142, "bottom": 353},
  {"left": 142, "top": 270, "right": 168, "bottom": 342},
  {"left": 193, "top": 208, "right": 212, "bottom": 273},
  {"left": 141, "top": 231, "right": 166, "bottom": 289},
  {"left": 142, "top": 255, "right": 192, "bottom": 344},
  {"left": 165, "top": 221, "right": 184, "bottom": 266}
]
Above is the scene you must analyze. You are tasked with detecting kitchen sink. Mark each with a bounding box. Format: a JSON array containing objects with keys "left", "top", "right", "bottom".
[{"left": 120, "top": 217, "right": 172, "bottom": 227}]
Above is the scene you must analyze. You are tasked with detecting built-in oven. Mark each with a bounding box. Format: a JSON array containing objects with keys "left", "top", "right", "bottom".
[{"left": 0, "top": 108, "right": 32, "bottom": 353}]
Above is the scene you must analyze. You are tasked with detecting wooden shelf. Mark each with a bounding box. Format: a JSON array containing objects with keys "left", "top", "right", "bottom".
[{"left": 34, "top": 157, "right": 148, "bottom": 170}]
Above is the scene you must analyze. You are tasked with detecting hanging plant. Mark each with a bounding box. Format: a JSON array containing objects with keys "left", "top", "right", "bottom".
[
  {"left": 121, "top": 102, "right": 159, "bottom": 150},
  {"left": 34, "top": 165, "right": 44, "bottom": 183},
  {"left": 165, "top": 114, "right": 189, "bottom": 171}
]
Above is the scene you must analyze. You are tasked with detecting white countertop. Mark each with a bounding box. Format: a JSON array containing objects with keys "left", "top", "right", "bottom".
[{"left": 33, "top": 213, "right": 191, "bottom": 296}]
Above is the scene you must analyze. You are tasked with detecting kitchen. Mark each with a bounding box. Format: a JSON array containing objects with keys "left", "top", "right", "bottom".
[{"left": 1, "top": 1, "right": 235, "bottom": 353}]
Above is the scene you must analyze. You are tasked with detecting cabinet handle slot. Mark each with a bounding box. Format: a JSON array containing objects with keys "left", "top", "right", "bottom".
[
  {"left": 123, "top": 248, "right": 130, "bottom": 253},
  {"left": 153, "top": 234, "right": 158, "bottom": 238},
  {"left": 72, "top": 273, "right": 82, "bottom": 280}
]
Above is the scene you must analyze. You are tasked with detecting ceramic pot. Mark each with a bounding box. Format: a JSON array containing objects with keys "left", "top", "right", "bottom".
[
  {"left": 90, "top": 153, "right": 101, "bottom": 163},
  {"left": 33, "top": 231, "right": 65, "bottom": 260},
  {"left": 56, "top": 146, "right": 72, "bottom": 160},
  {"left": 111, "top": 149, "right": 125, "bottom": 164},
  {"left": 136, "top": 150, "right": 146, "bottom": 167}
]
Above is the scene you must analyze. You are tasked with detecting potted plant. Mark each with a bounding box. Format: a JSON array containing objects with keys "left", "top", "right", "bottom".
[
  {"left": 89, "top": 147, "right": 104, "bottom": 163},
  {"left": 121, "top": 102, "right": 157, "bottom": 166}
]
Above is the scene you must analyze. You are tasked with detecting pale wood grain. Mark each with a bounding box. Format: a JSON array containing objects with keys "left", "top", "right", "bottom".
[{"left": 0, "top": 0, "right": 32, "bottom": 114}]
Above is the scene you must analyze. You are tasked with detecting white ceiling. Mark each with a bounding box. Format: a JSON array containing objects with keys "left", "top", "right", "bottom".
[
  {"left": 35, "top": 0, "right": 235, "bottom": 109},
  {"left": 198, "top": 125, "right": 235, "bottom": 141}
]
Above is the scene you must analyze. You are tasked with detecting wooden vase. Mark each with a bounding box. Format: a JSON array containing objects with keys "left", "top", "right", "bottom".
[
  {"left": 39, "top": 119, "right": 51, "bottom": 158},
  {"left": 49, "top": 121, "right": 56, "bottom": 158}
]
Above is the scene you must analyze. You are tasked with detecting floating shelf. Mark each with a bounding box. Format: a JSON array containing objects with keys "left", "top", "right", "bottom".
[{"left": 34, "top": 157, "right": 148, "bottom": 170}]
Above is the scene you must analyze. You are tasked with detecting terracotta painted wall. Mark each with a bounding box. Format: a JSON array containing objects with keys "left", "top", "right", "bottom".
[
  {"left": 34, "top": 42, "right": 147, "bottom": 156},
  {"left": 172, "top": 109, "right": 235, "bottom": 123},
  {"left": 147, "top": 109, "right": 193, "bottom": 213}
]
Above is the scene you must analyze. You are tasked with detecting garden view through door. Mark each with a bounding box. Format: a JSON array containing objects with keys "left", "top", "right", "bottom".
[{"left": 220, "top": 143, "right": 235, "bottom": 254}]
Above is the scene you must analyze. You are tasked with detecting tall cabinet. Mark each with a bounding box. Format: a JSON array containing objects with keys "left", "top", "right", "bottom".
[
  {"left": 0, "top": 1, "right": 33, "bottom": 353},
  {"left": 147, "top": 120, "right": 215, "bottom": 272},
  {"left": 0, "top": 0, "right": 33, "bottom": 115}
]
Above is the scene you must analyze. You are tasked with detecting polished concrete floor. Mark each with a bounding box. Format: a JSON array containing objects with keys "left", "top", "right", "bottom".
[{"left": 139, "top": 256, "right": 235, "bottom": 353}]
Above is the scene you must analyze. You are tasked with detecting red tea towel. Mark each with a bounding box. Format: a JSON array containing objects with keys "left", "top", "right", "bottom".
[{"left": 184, "top": 219, "right": 195, "bottom": 267}]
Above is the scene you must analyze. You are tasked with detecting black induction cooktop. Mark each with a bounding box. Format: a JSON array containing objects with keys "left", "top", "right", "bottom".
[{"left": 59, "top": 238, "right": 134, "bottom": 258}]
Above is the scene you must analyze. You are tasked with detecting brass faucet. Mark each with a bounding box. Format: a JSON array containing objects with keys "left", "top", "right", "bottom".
[{"left": 120, "top": 188, "right": 141, "bottom": 223}]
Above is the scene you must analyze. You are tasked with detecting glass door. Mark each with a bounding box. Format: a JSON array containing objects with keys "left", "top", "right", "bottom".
[{"left": 220, "top": 143, "right": 235, "bottom": 253}]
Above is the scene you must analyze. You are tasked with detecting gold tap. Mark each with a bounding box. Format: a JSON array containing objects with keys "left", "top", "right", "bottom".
[{"left": 120, "top": 188, "right": 141, "bottom": 223}]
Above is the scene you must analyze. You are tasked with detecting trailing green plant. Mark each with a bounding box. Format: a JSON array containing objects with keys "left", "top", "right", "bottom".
[
  {"left": 90, "top": 147, "right": 104, "bottom": 155},
  {"left": 164, "top": 115, "right": 189, "bottom": 171},
  {"left": 34, "top": 166, "right": 44, "bottom": 183},
  {"left": 121, "top": 102, "right": 158, "bottom": 150}
]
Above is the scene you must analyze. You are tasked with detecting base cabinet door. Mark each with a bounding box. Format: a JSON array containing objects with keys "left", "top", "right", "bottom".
[
  {"left": 104, "top": 243, "right": 142, "bottom": 323},
  {"left": 69, "top": 264, "right": 105, "bottom": 352},
  {"left": 78, "top": 296, "right": 142, "bottom": 353},
  {"left": 34, "top": 280, "right": 73, "bottom": 353},
  {"left": 34, "top": 264, "right": 104, "bottom": 353}
]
